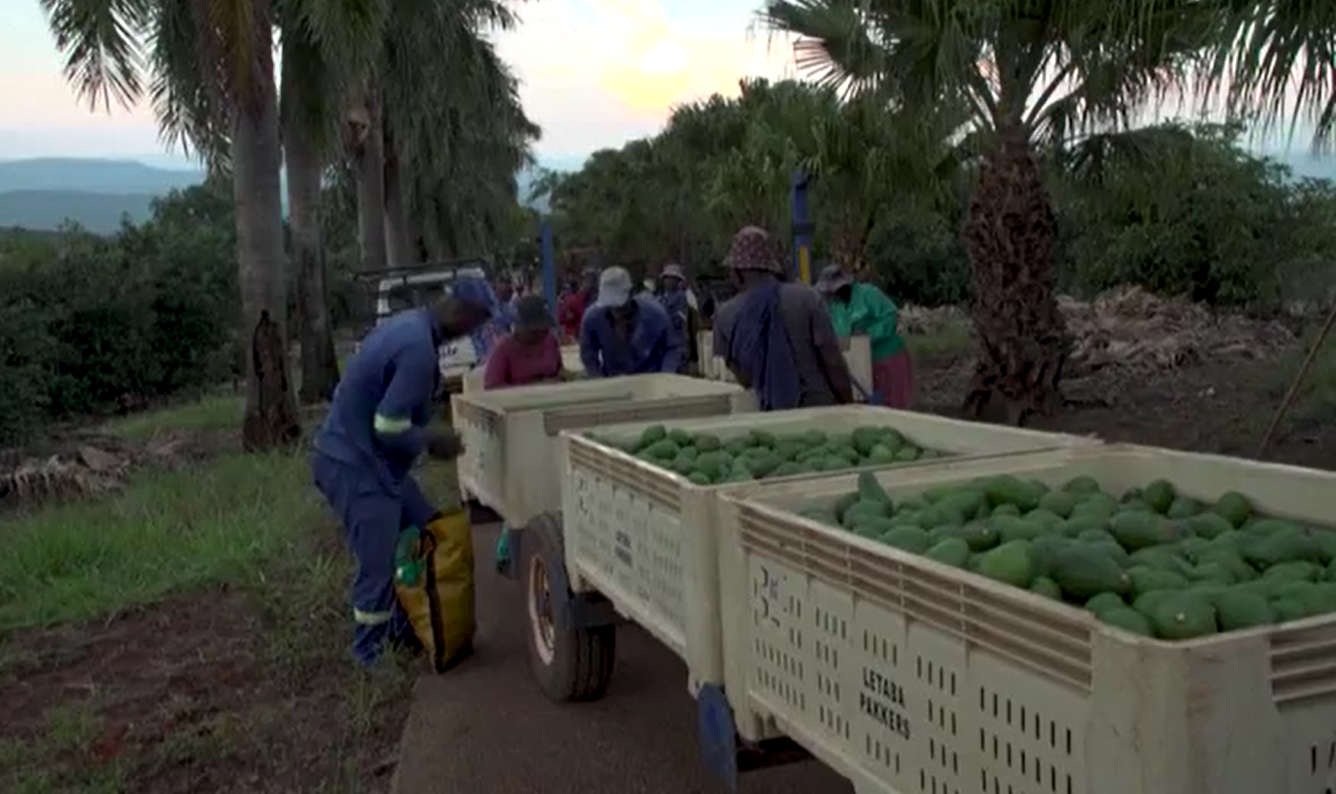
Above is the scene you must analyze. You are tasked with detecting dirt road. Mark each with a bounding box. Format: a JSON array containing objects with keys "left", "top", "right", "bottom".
[{"left": 392, "top": 522, "right": 852, "bottom": 794}]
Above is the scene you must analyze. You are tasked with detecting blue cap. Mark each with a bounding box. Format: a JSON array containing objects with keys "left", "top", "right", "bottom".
[{"left": 450, "top": 276, "right": 497, "bottom": 317}]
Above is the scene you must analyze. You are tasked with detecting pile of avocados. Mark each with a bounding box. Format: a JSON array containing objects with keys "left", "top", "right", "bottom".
[
  {"left": 593, "top": 424, "right": 947, "bottom": 485},
  {"left": 798, "top": 471, "right": 1336, "bottom": 640}
]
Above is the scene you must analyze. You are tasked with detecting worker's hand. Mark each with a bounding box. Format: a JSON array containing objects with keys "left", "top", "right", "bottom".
[{"left": 427, "top": 430, "right": 466, "bottom": 460}]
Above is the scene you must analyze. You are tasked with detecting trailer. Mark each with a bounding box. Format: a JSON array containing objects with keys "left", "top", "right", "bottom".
[{"left": 504, "top": 405, "right": 1089, "bottom": 783}]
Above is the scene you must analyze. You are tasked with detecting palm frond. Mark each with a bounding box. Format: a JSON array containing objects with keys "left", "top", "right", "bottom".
[
  {"left": 149, "top": 0, "right": 229, "bottom": 165},
  {"left": 39, "top": 0, "right": 154, "bottom": 111}
]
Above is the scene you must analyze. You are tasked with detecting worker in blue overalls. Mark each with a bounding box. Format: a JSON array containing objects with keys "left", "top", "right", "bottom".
[{"left": 312, "top": 278, "right": 495, "bottom": 666}]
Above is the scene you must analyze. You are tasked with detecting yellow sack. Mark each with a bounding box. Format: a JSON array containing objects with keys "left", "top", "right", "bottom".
[{"left": 393, "top": 508, "right": 476, "bottom": 671}]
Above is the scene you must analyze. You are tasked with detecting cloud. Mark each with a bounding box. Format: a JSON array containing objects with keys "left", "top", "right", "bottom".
[{"left": 495, "top": 0, "right": 793, "bottom": 158}]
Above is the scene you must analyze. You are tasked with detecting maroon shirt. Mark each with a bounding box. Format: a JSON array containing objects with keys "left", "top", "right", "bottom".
[{"left": 483, "top": 331, "right": 563, "bottom": 389}]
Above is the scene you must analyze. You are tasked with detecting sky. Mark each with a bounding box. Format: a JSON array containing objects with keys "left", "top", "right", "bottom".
[
  {"left": 2, "top": 0, "right": 1331, "bottom": 173},
  {"left": 0, "top": 0, "right": 794, "bottom": 170}
]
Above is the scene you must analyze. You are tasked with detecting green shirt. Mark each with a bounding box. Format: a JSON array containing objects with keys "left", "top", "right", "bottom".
[{"left": 828, "top": 282, "right": 904, "bottom": 360}]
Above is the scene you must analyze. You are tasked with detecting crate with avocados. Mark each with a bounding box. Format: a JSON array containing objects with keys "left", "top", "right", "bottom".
[
  {"left": 715, "top": 444, "right": 1336, "bottom": 794},
  {"left": 591, "top": 422, "right": 948, "bottom": 485},
  {"left": 806, "top": 469, "right": 1336, "bottom": 639}
]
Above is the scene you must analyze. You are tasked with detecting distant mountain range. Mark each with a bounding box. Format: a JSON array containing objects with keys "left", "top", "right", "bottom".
[
  {"left": 0, "top": 158, "right": 205, "bottom": 233},
  {"left": 3, "top": 148, "right": 1325, "bottom": 234},
  {"left": 0, "top": 156, "right": 588, "bottom": 233}
]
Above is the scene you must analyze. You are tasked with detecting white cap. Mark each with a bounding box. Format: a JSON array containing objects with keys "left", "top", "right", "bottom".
[{"left": 596, "top": 266, "right": 633, "bottom": 308}]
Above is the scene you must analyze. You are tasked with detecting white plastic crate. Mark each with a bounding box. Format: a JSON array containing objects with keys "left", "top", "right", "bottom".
[
  {"left": 696, "top": 331, "right": 875, "bottom": 397},
  {"left": 559, "top": 406, "right": 1095, "bottom": 694},
  {"left": 716, "top": 444, "right": 1336, "bottom": 794},
  {"left": 451, "top": 374, "right": 751, "bottom": 527}
]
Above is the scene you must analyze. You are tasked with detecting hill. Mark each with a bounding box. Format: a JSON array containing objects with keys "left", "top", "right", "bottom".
[
  {"left": 0, "top": 157, "right": 204, "bottom": 194},
  {"left": 0, "top": 190, "right": 156, "bottom": 233}
]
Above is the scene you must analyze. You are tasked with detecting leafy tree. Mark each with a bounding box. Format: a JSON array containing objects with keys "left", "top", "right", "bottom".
[
  {"left": 41, "top": 0, "right": 299, "bottom": 447},
  {"left": 763, "top": 0, "right": 1214, "bottom": 423}
]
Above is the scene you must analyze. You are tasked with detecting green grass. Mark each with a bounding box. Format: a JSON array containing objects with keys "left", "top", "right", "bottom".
[
  {"left": 904, "top": 319, "right": 972, "bottom": 361},
  {"left": 0, "top": 439, "right": 460, "bottom": 792},
  {"left": 0, "top": 450, "right": 319, "bottom": 632},
  {"left": 98, "top": 394, "right": 244, "bottom": 440}
]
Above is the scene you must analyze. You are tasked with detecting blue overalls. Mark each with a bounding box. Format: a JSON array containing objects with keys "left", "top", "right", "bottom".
[{"left": 312, "top": 308, "right": 442, "bottom": 665}]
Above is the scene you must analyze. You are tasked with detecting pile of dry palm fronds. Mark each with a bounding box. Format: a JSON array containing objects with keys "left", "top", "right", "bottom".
[
  {"left": 1057, "top": 286, "right": 1296, "bottom": 378},
  {"left": 0, "top": 435, "right": 185, "bottom": 507}
]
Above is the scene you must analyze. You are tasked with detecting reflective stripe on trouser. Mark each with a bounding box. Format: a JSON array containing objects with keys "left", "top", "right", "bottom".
[
  {"left": 311, "top": 453, "right": 435, "bottom": 665},
  {"left": 353, "top": 608, "right": 393, "bottom": 625}
]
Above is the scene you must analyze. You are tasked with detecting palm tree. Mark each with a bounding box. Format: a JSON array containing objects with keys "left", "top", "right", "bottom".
[
  {"left": 353, "top": 0, "right": 534, "bottom": 269},
  {"left": 43, "top": 0, "right": 301, "bottom": 447},
  {"left": 278, "top": 1, "right": 384, "bottom": 403},
  {"left": 763, "top": 0, "right": 1213, "bottom": 423}
]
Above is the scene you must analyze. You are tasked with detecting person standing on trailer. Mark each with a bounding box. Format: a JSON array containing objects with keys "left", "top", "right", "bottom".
[
  {"left": 816, "top": 265, "right": 913, "bottom": 409},
  {"left": 713, "top": 226, "right": 853, "bottom": 409},
  {"left": 579, "top": 266, "right": 683, "bottom": 377},
  {"left": 311, "top": 278, "right": 494, "bottom": 666}
]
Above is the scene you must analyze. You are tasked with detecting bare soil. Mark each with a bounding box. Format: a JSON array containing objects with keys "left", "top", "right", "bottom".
[
  {"left": 916, "top": 350, "right": 1336, "bottom": 470},
  {"left": 0, "top": 581, "right": 412, "bottom": 793}
]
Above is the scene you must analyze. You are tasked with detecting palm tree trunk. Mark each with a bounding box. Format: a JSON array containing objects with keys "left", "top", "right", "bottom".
[
  {"left": 961, "top": 127, "right": 1070, "bottom": 425},
  {"left": 235, "top": 23, "right": 300, "bottom": 449},
  {"left": 355, "top": 82, "right": 388, "bottom": 272},
  {"left": 383, "top": 118, "right": 417, "bottom": 266},
  {"left": 283, "top": 49, "right": 340, "bottom": 404}
]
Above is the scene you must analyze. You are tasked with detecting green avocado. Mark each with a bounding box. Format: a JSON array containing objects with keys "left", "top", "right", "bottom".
[
  {"left": 1029, "top": 576, "right": 1063, "bottom": 600},
  {"left": 1098, "top": 607, "right": 1153, "bottom": 636},
  {"left": 1148, "top": 592, "right": 1217, "bottom": 639},
  {"left": 1051, "top": 545, "right": 1132, "bottom": 599},
  {"left": 1214, "top": 588, "right": 1276, "bottom": 631},
  {"left": 975, "top": 540, "right": 1034, "bottom": 588},
  {"left": 1143, "top": 480, "right": 1176, "bottom": 514},
  {"left": 1212, "top": 491, "right": 1253, "bottom": 528},
  {"left": 924, "top": 537, "right": 971, "bottom": 567}
]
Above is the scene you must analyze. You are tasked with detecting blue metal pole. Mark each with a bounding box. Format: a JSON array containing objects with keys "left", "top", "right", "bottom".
[
  {"left": 540, "top": 219, "right": 556, "bottom": 309},
  {"left": 791, "top": 170, "right": 813, "bottom": 283}
]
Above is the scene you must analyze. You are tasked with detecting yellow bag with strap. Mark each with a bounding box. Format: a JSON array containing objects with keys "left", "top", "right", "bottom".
[{"left": 393, "top": 508, "right": 475, "bottom": 671}]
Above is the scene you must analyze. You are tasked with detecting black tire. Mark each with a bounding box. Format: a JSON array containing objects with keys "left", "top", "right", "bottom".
[{"left": 522, "top": 513, "right": 615, "bottom": 702}]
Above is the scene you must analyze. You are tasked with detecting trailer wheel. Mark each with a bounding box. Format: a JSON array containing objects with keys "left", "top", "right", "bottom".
[{"left": 523, "top": 513, "right": 615, "bottom": 701}]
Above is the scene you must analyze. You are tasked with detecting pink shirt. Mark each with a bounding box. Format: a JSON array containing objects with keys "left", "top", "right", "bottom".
[{"left": 483, "top": 332, "right": 563, "bottom": 389}]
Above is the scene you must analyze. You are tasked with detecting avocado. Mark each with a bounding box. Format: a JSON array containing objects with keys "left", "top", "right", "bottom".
[
  {"left": 976, "top": 540, "right": 1034, "bottom": 587},
  {"left": 691, "top": 432, "right": 720, "bottom": 452},
  {"left": 637, "top": 424, "right": 667, "bottom": 451},
  {"left": 1099, "top": 607, "right": 1153, "bottom": 637},
  {"left": 1109, "top": 511, "right": 1183, "bottom": 551},
  {"left": 1029, "top": 576, "right": 1064, "bottom": 600},
  {"left": 883, "top": 527, "right": 932, "bottom": 554},
  {"left": 1185, "top": 513, "right": 1233, "bottom": 540},
  {"left": 1242, "top": 530, "right": 1324, "bottom": 568},
  {"left": 1051, "top": 545, "right": 1133, "bottom": 599},
  {"left": 687, "top": 471, "right": 713, "bottom": 487},
  {"left": 644, "top": 439, "right": 679, "bottom": 460},
  {"left": 857, "top": 471, "right": 893, "bottom": 507},
  {"left": 893, "top": 446, "right": 921, "bottom": 462},
  {"left": 1149, "top": 592, "right": 1217, "bottom": 639},
  {"left": 991, "top": 503, "right": 1021, "bottom": 518},
  {"left": 1214, "top": 588, "right": 1276, "bottom": 631},
  {"left": 1128, "top": 566, "right": 1189, "bottom": 598},
  {"left": 983, "top": 475, "right": 1041, "bottom": 511},
  {"left": 1028, "top": 535, "right": 1075, "bottom": 579},
  {"left": 1143, "top": 480, "right": 1176, "bottom": 514},
  {"left": 1212, "top": 491, "right": 1253, "bottom": 528},
  {"left": 1085, "top": 592, "right": 1127, "bottom": 615},
  {"left": 851, "top": 427, "right": 885, "bottom": 456},
  {"left": 992, "top": 515, "right": 1046, "bottom": 544},
  {"left": 1023, "top": 508, "right": 1065, "bottom": 532},
  {"left": 1261, "top": 560, "right": 1322, "bottom": 583},
  {"left": 924, "top": 537, "right": 971, "bottom": 568},
  {"left": 1063, "top": 475, "right": 1101, "bottom": 495},
  {"left": 943, "top": 522, "right": 1001, "bottom": 552},
  {"left": 1166, "top": 496, "right": 1203, "bottom": 520},
  {"left": 842, "top": 499, "right": 891, "bottom": 528},
  {"left": 1038, "top": 491, "right": 1078, "bottom": 519}
]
